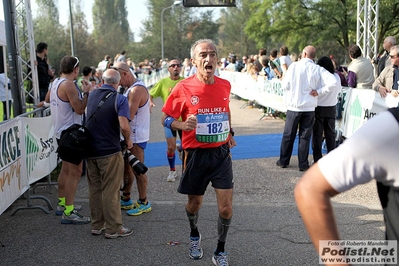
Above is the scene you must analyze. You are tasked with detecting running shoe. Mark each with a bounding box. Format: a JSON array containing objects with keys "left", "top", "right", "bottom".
[
  {"left": 91, "top": 227, "right": 106, "bottom": 235},
  {"left": 167, "top": 170, "right": 177, "bottom": 182},
  {"left": 212, "top": 251, "right": 229, "bottom": 266},
  {"left": 127, "top": 201, "right": 152, "bottom": 216},
  {"left": 105, "top": 226, "right": 133, "bottom": 239},
  {"left": 189, "top": 234, "right": 203, "bottom": 260},
  {"left": 61, "top": 209, "right": 90, "bottom": 225},
  {"left": 120, "top": 198, "right": 134, "bottom": 210}
]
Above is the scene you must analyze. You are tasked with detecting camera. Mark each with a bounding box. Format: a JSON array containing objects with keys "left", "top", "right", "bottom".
[
  {"left": 338, "top": 65, "right": 347, "bottom": 72},
  {"left": 120, "top": 140, "right": 148, "bottom": 175},
  {"left": 124, "top": 150, "right": 148, "bottom": 175}
]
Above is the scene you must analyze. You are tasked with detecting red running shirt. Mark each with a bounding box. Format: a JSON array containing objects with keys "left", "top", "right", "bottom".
[{"left": 162, "top": 75, "right": 232, "bottom": 149}]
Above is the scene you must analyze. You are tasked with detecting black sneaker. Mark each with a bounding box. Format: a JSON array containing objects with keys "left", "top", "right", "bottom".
[
  {"left": 276, "top": 160, "right": 287, "bottom": 168},
  {"left": 299, "top": 166, "right": 309, "bottom": 172}
]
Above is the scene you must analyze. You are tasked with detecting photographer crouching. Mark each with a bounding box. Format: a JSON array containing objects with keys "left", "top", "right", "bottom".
[{"left": 85, "top": 69, "right": 133, "bottom": 239}]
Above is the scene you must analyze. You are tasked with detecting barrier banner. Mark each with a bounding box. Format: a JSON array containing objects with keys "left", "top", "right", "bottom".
[
  {"left": 335, "top": 87, "right": 352, "bottom": 139},
  {"left": 255, "top": 78, "right": 286, "bottom": 112},
  {"left": 20, "top": 116, "right": 58, "bottom": 184},
  {"left": 220, "top": 72, "right": 258, "bottom": 101},
  {"left": 0, "top": 118, "right": 28, "bottom": 215},
  {"left": 342, "top": 89, "right": 399, "bottom": 138}
]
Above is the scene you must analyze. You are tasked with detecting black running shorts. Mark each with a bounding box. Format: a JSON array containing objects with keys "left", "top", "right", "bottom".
[{"left": 178, "top": 144, "right": 234, "bottom": 195}]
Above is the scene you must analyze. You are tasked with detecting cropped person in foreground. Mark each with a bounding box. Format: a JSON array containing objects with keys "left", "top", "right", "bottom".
[{"left": 295, "top": 107, "right": 399, "bottom": 265}]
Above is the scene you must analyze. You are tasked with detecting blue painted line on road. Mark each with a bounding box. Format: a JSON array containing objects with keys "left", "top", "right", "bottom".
[{"left": 145, "top": 133, "right": 303, "bottom": 168}]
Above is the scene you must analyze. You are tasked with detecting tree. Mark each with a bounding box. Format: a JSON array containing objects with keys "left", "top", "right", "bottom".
[
  {"left": 243, "top": 0, "right": 399, "bottom": 64},
  {"left": 135, "top": 0, "right": 221, "bottom": 63},
  {"left": 375, "top": 0, "right": 399, "bottom": 52},
  {"left": 66, "top": 1, "right": 94, "bottom": 68},
  {"left": 139, "top": 0, "right": 191, "bottom": 62},
  {"left": 189, "top": 10, "right": 220, "bottom": 52},
  {"left": 33, "top": 0, "right": 68, "bottom": 71},
  {"left": 217, "top": 0, "right": 258, "bottom": 58},
  {"left": 92, "top": 0, "right": 131, "bottom": 62}
]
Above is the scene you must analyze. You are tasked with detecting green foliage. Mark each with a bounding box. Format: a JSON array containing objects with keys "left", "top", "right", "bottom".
[
  {"left": 33, "top": 0, "right": 68, "bottom": 71},
  {"left": 135, "top": 0, "right": 221, "bottom": 63},
  {"left": 376, "top": 0, "right": 399, "bottom": 48},
  {"left": 218, "top": 0, "right": 258, "bottom": 57},
  {"left": 92, "top": 0, "right": 131, "bottom": 62},
  {"left": 190, "top": 10, "right": 220, "bottom": 45},
  {"left": 241, "top": 0, "right": 398, "bottom": 64},
  {"left": 68, "top": 2, "right": 95, "bottom": 67}
]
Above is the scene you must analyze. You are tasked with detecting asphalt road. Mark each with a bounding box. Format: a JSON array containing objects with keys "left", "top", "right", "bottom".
[{"left": 0, "top": 96, "right": 384, "bottom": 266}]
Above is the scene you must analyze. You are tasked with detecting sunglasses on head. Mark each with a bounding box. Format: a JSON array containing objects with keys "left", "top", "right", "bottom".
[
  {"left": 73, "top": 57, "right": 79, "bottom": 68},
  {"left": 169, "top": 64, "right": 182, "bottom": 68},
  {"left": 111, "top": 65, "right": 128, "bottom": 72}
]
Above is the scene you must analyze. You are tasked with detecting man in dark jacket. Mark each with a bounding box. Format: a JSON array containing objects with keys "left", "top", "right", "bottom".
[{"left": 35, "top": 42, "right": 54, "bottom": 101}]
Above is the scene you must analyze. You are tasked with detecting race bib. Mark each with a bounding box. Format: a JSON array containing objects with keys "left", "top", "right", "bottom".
[{"left": 195, "top": 112, "right": 230, "bottom": 143}]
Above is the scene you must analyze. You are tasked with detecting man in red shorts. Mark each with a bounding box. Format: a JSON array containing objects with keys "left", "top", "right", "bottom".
[{"left": 162, "top": 39, "right": 236, "bottom": 266}]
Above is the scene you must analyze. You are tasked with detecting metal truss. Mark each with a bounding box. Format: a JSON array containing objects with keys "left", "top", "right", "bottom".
[
  {"left": 357, "top": 0, "right": 379, "bottom": 60},
  {"left": 12, "top": 0, "right": 38, "bottom": 110}
]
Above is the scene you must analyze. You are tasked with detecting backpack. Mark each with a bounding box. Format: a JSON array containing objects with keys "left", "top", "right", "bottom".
[{"left": 57, "top": 124, "right": 90, "bottom": 165}]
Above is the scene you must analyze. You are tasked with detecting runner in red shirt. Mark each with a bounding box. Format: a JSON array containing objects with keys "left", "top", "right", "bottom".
[{"left": 162, "top": 39, "right": 236, "bottom": 266}]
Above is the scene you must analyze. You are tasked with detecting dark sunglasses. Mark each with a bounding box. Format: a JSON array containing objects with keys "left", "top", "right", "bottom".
[{"left": 169, "top": 64, "right": 182, "bottom": 68}]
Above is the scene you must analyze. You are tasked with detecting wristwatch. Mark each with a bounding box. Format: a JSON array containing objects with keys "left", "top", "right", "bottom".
[
  {"left": 229, "top": 128, "right": 235, "bottom": 137},
  {"left": 83, "top": 91, "right": 90, "bottom": 97}
]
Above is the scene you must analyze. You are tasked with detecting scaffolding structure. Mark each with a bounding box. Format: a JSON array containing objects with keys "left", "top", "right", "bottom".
[
  {"left": 15, "top": 0, "right": 38, "bottom": 108},
  {"left": 4, "top": 0, "right": 38, "bottom": 116},
  {"left": 357, "top": 0, "right": 379, "bottom": 60}
]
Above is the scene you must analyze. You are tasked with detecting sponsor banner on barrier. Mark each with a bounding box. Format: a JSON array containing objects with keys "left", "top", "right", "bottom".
[
  {"left": 335, "top": 87, "right": 352, "bottom": 136},
  {"left": 20, "top": 116, "right": 58, "bottom": 184},
  {"left": 0, "top": 118, "right": 29, "bottom": 215},
  {"left": 220, "top": 71, "right": 286, "bottom": 111},
  {"left": 220, "top": 71, "right": 259, "bottom": 102},
  {"left": 255, "top": 78, "right": 286, "bottom": 112},
  {"left": 342, "top": 89, "right": 399, "bottom": 138}
]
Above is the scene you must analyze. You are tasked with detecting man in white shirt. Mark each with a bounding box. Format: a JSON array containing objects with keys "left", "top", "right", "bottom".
[{"left": 276, "top": 45, "right": 336, "bottom": 171}]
